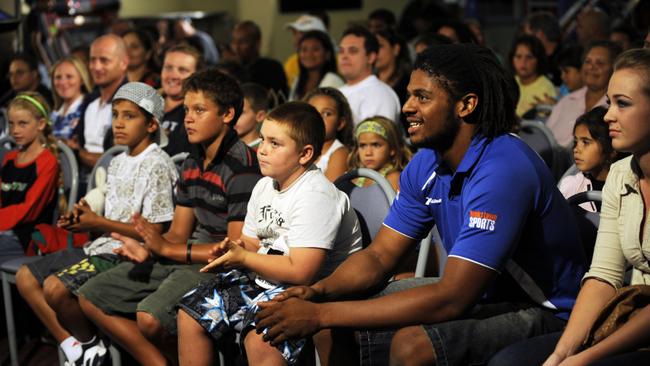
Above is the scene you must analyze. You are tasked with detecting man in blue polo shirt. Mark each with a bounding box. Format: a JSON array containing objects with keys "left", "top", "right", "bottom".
[{"left": 255, "top": 44, "right": 586, "bottom": 366}]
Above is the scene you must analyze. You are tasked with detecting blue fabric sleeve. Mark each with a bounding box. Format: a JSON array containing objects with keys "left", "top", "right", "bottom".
[
  {"left": 448, "top": 158, "right": 537, "bottom": 271},
  {"left": 383, "top": 153, "right": 436, "bottom": 240}
]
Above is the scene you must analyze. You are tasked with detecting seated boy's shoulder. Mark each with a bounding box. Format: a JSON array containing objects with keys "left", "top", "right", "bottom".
[{"left": 225, "top": 140, "right": 259, "bottom": 170}]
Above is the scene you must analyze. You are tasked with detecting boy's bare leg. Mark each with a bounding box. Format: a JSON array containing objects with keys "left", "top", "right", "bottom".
[
  {"left": 137, "top": 311, "right": 179, "bottom": 365},
  {"left": 244, "top": 330, "right": 286, "bottom": 366},
  {"left": 177, "top": 309, "right": 216, "bottom": 366},
  {"left": 15, "top": 267, "right": 71, "bottom": 342},
  {"left": 43, "top": 275, "right": 96, "bottom": 341},
  {"left": 78, "top": 295, "right": 167, "bottom": 366}
]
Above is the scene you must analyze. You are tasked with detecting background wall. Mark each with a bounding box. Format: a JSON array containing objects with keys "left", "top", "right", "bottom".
[{"left": 120, "top": 0, "right": 406, "bottom": 62}]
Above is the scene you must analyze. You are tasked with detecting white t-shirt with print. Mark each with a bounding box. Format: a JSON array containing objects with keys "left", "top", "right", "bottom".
[
  {"left": 84, "top": 143, "right": 178, "bottom": 255},
  {"left": 243, "top": 166, "right": 362, "bottom": 288}
]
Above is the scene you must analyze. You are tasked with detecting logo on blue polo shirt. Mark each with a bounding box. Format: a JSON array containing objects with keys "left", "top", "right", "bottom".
[{"left": 468, "top": 210, "right": 497, "bottom": 231}]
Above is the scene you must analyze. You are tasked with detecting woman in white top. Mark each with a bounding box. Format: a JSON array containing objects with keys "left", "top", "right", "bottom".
[
  {"left": 50, "top": 56, "right": 93, "bottom": 143},
  {"left": 288, "top": 30, "right": 344, "bottom": 101}
]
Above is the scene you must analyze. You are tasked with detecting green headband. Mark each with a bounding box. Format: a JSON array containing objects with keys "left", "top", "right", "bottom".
[
  {"left": 355, "top": 120, "right": 388, "bottom": 140},
  {"left": 14, "top": 95, "right": 50, "bottom": 123}
]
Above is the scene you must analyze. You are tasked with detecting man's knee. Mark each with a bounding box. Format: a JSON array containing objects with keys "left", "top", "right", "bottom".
[
  {"left": 43, "top": 275, "right": 70, "bottom": 309},
  {"left": 389, "top": 326, "right": 435, "bottom": 366},
  {"left": 15, "top": 266, "right": 37, "bottom": 293},
  {"left": 137, "top": 311, "right": 164, "bottom": 341}
]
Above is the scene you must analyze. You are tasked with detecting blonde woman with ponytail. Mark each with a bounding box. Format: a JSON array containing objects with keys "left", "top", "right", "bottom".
[{"left": 0, "top": 92, "right": 62, "bottom": 261}]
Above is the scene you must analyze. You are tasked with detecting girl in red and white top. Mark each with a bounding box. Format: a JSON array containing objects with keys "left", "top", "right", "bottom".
[{"left": 0, "top": 92, "right": 61, "bottom": 260}]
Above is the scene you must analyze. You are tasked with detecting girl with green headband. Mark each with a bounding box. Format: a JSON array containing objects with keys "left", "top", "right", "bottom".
[
  {"left": 0, "top": 92, "right": 63, "bottom": 260},
  {"left": 349, "top": 116, "right": 412, "bottom": 191}
]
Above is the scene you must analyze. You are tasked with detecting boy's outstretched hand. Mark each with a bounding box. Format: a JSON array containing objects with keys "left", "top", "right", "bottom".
[
  {"left": 200, "top": 239, "right": 247, "bottom": 272},
  {"left": 112, "top": 232, "right": 150, "bottom": 263}
]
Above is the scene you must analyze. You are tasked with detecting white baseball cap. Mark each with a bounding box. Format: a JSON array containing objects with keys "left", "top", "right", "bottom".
[{"left": 285, "top": 15, "right": 326, "bottom": 33}]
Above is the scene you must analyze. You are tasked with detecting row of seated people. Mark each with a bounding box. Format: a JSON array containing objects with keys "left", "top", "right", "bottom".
[{"left": 2, "top": 44, "right": 650, "bottom": 365}]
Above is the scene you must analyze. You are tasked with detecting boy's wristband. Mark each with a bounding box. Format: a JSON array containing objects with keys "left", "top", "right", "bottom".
[{"left": 186, "top": 241, "right": 193, "bottom": 264}]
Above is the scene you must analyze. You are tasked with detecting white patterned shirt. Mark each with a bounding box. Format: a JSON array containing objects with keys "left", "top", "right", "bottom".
[{"left": 84, "top": 143, "right": 178, "bottom": 255}]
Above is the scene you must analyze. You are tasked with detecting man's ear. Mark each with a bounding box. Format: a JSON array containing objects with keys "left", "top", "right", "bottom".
[
  {"left": 456, "top": 93, "right": 478, "bottom": 119},
  {"left": 222, "top": 106, "right": 236, "bottom": 124},
  {"left": 298, "top": 144, "right": 315, "bottom": 165},
  {"left": 367, "top": 51, "right": 378, "bottom": 67}
]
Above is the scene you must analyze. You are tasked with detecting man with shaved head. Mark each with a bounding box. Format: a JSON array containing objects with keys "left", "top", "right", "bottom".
[
  {"left": 576, "top": 7, "right": 610, "bottom": 47},
  {"left": 73, "top": 34, "right": 128, "bottom": 182}
]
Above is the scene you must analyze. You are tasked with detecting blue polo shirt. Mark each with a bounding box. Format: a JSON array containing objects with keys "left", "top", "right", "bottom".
[{"left": 384, "top": 133, "right": 585, "bottom": 319}]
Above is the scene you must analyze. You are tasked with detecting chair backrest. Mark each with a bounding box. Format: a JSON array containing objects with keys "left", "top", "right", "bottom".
[
  {"left": 171, "top": 152, "right": 189, "bottom": 175},
  {"left": 0, "top": 136, "right": 16, "bottom": 169},
  {"left": 56, "top": 140, "right": 79, "bottom": 215},
  {"left": 566, "top": 190, "right": 602, "bottom": 265},
  {"left": 519, "top": 120, "right": 564, "bottom": 180},
  {"left": 334, "top": 168, "right": 395, "bottom": 246},
  {"left": 88, "top": 145, "right": 127, "bottom": 191}
]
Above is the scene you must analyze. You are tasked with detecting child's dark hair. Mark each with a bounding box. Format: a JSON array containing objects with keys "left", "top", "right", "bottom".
[
  {"left": 573, "top": 106, "right": 623, "bottom": 167},
  {"left": 414, "top": 44, "right": 518, "bottom": 138},
  {"left": 183, "top": 68, "right": 243, "bottom": 125},
  {"left": 557, "top": 45, "right": 584, "bottom": 69},
  {"left": 509, "top": 34, "right": 548, "bottom": 76},
  {"left": 265, "top": 101, "right": 324, "bottom": 164},
  {"left": 9, "top": 92, "right": 67, "bottom": 213},
  {"left": 573, "top": 106, "right": 609, "bottom": 151},
  {"left": 303, "top": 87, "right": 354, "bottom": 147},
  {"left": 341, "top": 25, "right": 379, "bottom": 55},
  {"left": 241, "top": 83, "right": 270, "bottom": 112}
]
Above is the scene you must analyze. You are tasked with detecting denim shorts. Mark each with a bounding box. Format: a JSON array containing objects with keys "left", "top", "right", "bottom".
[{"left": 358, "top": 278, "right": 567, "bottom": 366}]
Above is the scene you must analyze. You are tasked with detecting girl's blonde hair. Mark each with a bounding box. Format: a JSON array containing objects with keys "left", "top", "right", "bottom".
[
  {"left": 348, "top": 116, "right": 413, "bottom": 172},
  {"left": 9, "top": 92, "right": 67, "bottom": 213},
  {"left": 50, "top": 56, "right": 93, "bottom": 110},
  {"left": 303, "top": 87, "right": 354, "bottom": 147}
]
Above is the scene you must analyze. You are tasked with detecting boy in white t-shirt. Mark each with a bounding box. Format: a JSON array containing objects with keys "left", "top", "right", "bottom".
[{"left": 176, "top": 101, "right": 362, "bottom": 365}]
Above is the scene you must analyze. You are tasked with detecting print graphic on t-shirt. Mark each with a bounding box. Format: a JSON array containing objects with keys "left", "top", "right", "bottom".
[
  {"left": 1, "top": 181, "right": 28, "bottom": 192},
  {"left": 468, "top": 210, "right": 497, "bottom": 231},
  {"left": 256, "top": 204, "right": 288, "bottom": 255}
]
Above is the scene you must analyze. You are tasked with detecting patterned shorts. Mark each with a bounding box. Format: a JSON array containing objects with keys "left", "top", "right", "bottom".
[
  {"left": 178, "top": 269, "right": 305, "bottom": 364},
  {"left": 56, "top": 254, "right": 121, "bottom": 293}
]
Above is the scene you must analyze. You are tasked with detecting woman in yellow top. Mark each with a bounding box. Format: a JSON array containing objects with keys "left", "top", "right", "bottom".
[{"left": 510, "top": 35, "right": 557, "bottom": 118}]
